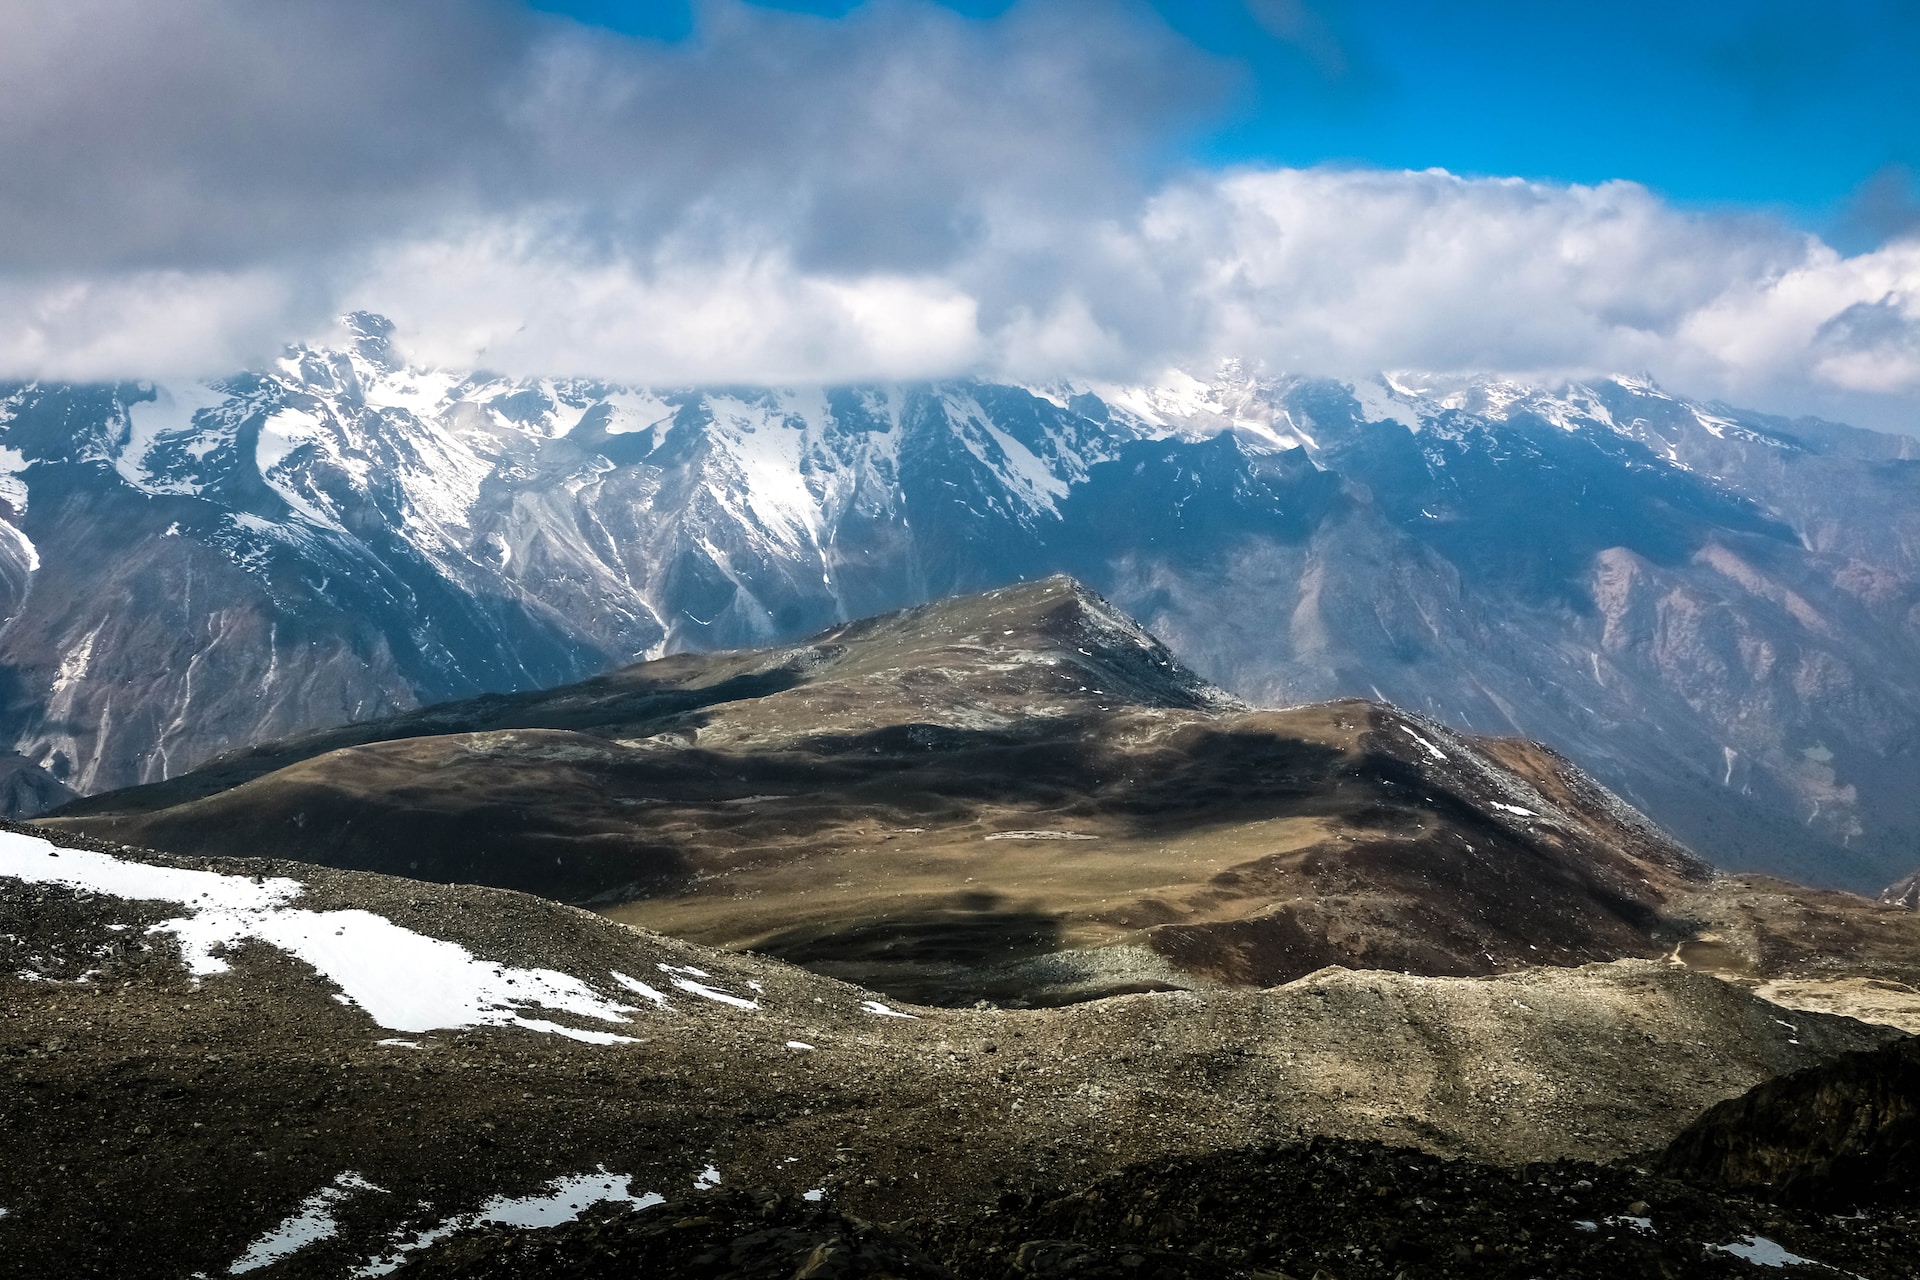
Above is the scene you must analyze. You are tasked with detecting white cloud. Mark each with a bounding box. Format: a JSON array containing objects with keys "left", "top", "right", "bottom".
[
  {"left": 340, "top": 167, "right": 1920, "bottom": 423},
  {"left": 0, "top": 269, "right": 302, "bottom": 382},
  {"left": 354, "top": 224, "right": 987, "bottom": 384},
  {"left": 0, "top": 0, "right": 1917, "bottom": 429}
]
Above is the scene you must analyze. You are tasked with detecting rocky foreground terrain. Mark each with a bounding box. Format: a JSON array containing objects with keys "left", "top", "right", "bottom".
[{"left": 2, "top": 822, "right": 1916, "bottom": 1279}]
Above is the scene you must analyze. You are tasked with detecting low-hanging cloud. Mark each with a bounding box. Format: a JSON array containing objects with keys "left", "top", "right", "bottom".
[{"left": 1, "top": 0, "right": 1917, "bottom": 430}]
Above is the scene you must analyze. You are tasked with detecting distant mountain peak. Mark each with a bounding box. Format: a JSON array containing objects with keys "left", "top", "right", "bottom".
[{"left": 338, "top": 309, "right": 401, "bottom": 371}]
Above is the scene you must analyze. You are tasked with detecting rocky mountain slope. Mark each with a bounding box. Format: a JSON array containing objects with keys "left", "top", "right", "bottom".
[
  {"left": 1660, "top": 1036, "right": 1920, "bottom": 1210},
  {"left": 1, "top": 823, "right": 1909, "bottom": 1279},
  {"left": 2, "top": 320, "right": 1918, "bottom": 888},
  {"left": 48, "top": 579, "right": 1725, "bottom": 1007}
]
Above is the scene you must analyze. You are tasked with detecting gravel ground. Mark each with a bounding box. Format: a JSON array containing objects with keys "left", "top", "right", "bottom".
[
  {"left": 390, "top": 1137, "right": 1919, "bottom": 1279},
  {"left": 0, "top": 829, "right": 1906, "bottom": 1279}
]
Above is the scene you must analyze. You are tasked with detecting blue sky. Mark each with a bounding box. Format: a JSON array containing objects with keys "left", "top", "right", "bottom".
[
  {"left": 4, "top": 0, "right": 1919, "bottom": 428},
  {"left": 538, "top": 0, "right": 1920, "bottom": 243}
]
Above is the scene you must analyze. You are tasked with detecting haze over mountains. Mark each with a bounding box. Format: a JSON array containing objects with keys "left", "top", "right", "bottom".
[{"left": 3, "top": 314, "right": 1919, "bottom": 891}]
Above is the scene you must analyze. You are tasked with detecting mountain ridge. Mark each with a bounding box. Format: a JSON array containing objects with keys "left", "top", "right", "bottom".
[
  {"left": 2, "top": 322, "right": 1917, "bottom": 889},
  {"left": 47, "top": 577, "right": 1726, "bottom": 1007}
]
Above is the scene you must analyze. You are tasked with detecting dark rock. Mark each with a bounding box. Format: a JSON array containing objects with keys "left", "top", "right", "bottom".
[{"left": 1658, "top": 1036, "right": 1920, "bottom": 1209}]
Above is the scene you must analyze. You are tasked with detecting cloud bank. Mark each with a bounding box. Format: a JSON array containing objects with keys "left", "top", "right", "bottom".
[{"left": 2, "top": 0, "right": 1916, "bottom": 429}]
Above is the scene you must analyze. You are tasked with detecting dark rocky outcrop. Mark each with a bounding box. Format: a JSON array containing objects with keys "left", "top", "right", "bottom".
[
  {"left": 0, "top": 753, "right": 73, "bottom": 818},
  {"left": 1658, "top": 1036, "right": 1920, "bottom": 1209},
  {"left": 391, "top": 1139, "right": 1920, "bottom": 1280}
]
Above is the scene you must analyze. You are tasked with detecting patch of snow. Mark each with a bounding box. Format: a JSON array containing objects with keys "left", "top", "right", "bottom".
[
  {"left": 0, "top": 834, "right": 300, "bottom": 910},
  {"left": 0, "top": 444, "right": 32, "bottom": 516},
  {"left": 254, "top": 409, "right": 323, "bottom": 477},
  {"left": 802, "top": 1189, "right": 825, "bottom": 1202},
  {"left": 118, "top": 382, "right": 230, "bottom": 495},
  {"left": 703, "top": 392, "right": 828, "bottom": 553},
  {"left": 1492, "top": 803, "right": 1538, "bottom": 818},
  {"left": 359, "top": 369, "right": 458, "bottom": 416},
  {"left": 610, "top": 970, "right": 672, "bottom": 1006},
  {"left": 255, "top": 407, "right": 343, "bottom": 529},
  {"left": 375, "top": 1038, "right": 424, "bottom": 1049},
  {"left": 1398, "top": 726, "right": 1448, "bottom": 761},
  {"left": 1693, "top": 409, "right": 1740, "bottom": 440},
  {"left": 0, "top": 832, "right": 642, "bottom": 1043},
  {"left": 354, "top": 1170, "right": 664, "bottom": 1277},
  {"left": 230, "top": 1172, "right": 386, "bottom": 1274},
  {"left": 649, "top": 962, "right": 757, "bottom": 1009},
  {"left": 860, "top": 1000, "right": 918, "bottom": 1020},
  {"left": 160, "top": 905, "right": 642, "bottom": 1040},
  {"left": 0, "top": 519, "right": 38, "bottom": 573},
  {"left": 984, "top": 830, "right": 1097, "bottom": 841},
  {"left": 1611, "top": 374, "right": 1672, "bottom": 399},
  {"left": 1712, "top": 1235, "right": 1855, "bottom": 1273},
  {"left": 1351, "top": 375, "right": 1424, "bottom": 432},
  {"left": 786, "top": 1041, "right": 815, "bottom": 1051},
  {"left": 979, "top": 418, "right": 1070, "bottom": 514},
  {"left": 600, "top": 389, "right": 677, "bottom": 436},
  {"left": 1089, "top": 368, "right": 1217, "bottom": 429},
  {"left": 669, "top": 977, "right": 759, "bottom": 1010},
  {"left": 694, "top": 1165, "right": 722, "bottom": 1190},
  {"left": 505, "top": 1018, "right": 638, "bottom": 1045}
]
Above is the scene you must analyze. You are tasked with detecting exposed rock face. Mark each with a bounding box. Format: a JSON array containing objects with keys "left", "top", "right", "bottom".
[
  {"left": 3, "top": 322, "right": 1919, "bottom": 886},
  {"left": 0, "top": 753, "right": 73, "bottom": 818},
  {"left": 47, "top": 579, "right": 1713, "bottom": 1005},
  {"left": 1659, "top": 1036, "right": 1920, "bottom": 1209}
]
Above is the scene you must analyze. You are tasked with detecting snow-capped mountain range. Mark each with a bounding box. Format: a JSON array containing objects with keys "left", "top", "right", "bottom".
[{"left": 1, "top": 312, "right": 1917, "bottom": 889}]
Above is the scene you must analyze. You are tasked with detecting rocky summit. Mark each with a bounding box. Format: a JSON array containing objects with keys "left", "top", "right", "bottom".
[{"left": 1, "top": 325, "right": 1919, "bottom": 893}]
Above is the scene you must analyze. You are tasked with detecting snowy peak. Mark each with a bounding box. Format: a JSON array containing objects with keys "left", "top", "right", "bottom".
[
  {"left": 341, "top": 309, "right": 401, "bottom": 372},
  {"left": 2, "top": 326, "right": 1919, "bottom": 889}
]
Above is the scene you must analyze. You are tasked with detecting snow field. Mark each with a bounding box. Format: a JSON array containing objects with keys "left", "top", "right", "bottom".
[{"left": 0, "top": 831, "right": 887, "bottom": 1044}]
